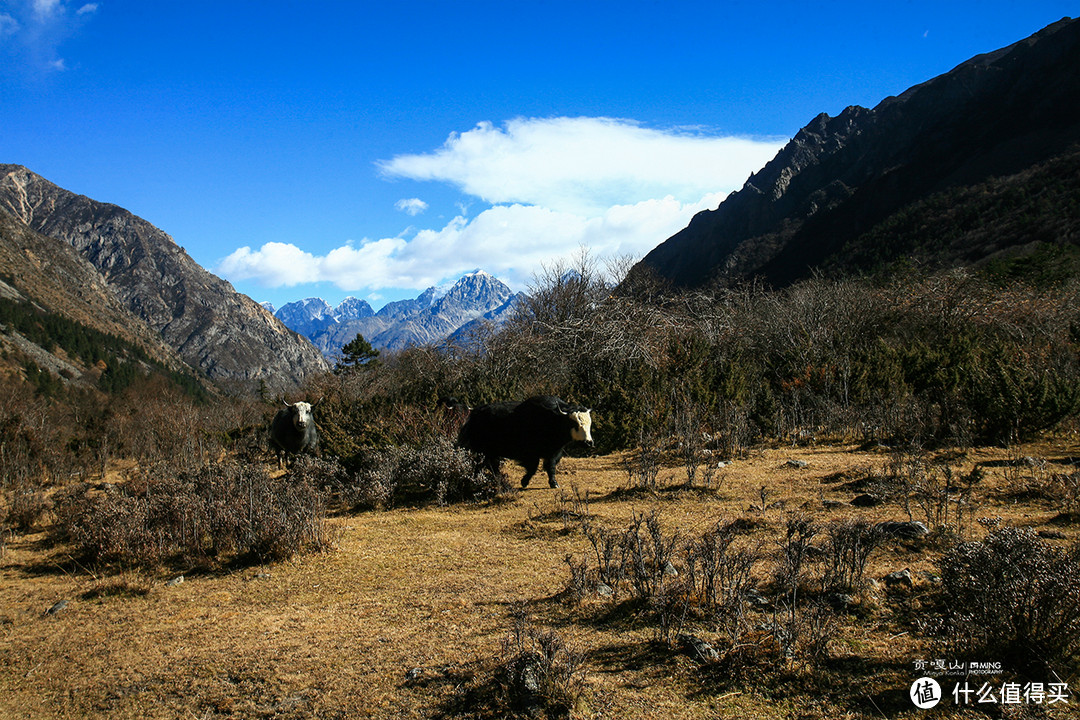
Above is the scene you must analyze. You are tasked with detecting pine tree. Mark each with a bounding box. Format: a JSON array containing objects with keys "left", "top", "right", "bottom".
[{"left": 335, "top": 333, "right": 380, "bottom": 373}]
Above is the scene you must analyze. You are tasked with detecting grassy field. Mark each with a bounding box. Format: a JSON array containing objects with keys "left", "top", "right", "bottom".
[{"left": 1, "top": 439, "right": 1078, "bottom": 719}]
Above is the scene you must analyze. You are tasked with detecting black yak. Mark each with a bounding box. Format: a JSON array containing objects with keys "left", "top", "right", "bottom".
[
  {"left": 270, "top": 398, "right": 320, "bottom": 466},
  {"left": 457, "top": 395, "right": 592, "bottom": 488}
]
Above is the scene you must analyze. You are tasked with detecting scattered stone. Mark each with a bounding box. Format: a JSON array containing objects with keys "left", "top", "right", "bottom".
[
  {"left": 744, "top": 588, "right": 773, "bottom": 610},
  {"left": 518, "top": 655, "right": 543, "bottom": 695},
  {"left": 662, "top": 561, "right": 679, "bottom": 578},
  {"left": 884, "top": 569, "right": 914, "bottom": 588},
  {"left": 716, "top": 461, "right": 728, "bottom": 469},
  {"left": 507, "top": 651, "right": 545, "bottom": 707},
  {"left": 919, "top": 571, "right": 941, "bottom": 584},
  {"left": 677, "top": 633, "right": 720, "bottom": 663},
  {"left": 784, "top": 459, "right": 809, "bottom": 469},
  {"left": 875, "top": 520, "right": 930, "bottom": 539},
  {"left": 827, "top": 593, "right": 857, "bottom": 611},
  {"left": 44, "top": 600, "right": 68, "bottom": 616},
  {"left": 596, "top": 583, "right": 614, "bottom": 598},
  {"left": 1037, "top": 529, "right": 1066, "bottom": 540},
  {"left": 254, "top": 572, "right": 272, "bottom": 580},
  {"left": 851, "top": 493, "right": 883, "bottom": 507},
  {"left": 166, "top": 575, "right": 184, "bottom": 587}
]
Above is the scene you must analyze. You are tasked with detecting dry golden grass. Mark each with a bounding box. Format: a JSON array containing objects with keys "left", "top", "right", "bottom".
[{"left": 2, "top": 439, "right": 1078, "bottom": 719}]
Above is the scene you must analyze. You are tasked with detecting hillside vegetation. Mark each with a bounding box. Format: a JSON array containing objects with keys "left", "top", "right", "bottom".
[{"left": 2, "top": 258, "right": 1078, "bottom": 718}]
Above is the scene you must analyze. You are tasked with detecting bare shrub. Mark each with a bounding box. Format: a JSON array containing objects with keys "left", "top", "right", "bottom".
[
  {"left": 54, "top": 460, "right": 328, "bottom": 567},
  {"left": 552, "top": 484, "right": 592, "bottom": 534},
  {"left": 622, "top": 510, "right": 680, "bottom": 600},
  {"left": 937, "top": 527, "right": 1080, "bottom": 675},
  {"left": 284, "top": 454, "right": 353, "bottom": 508},
  {"left": 819, "top": 519, "right": 883, "bottom": 594},
  {"left": 882, "top": 445, "right": 978, "bottom": 536},
  {"left": 712, "top": 401, "right": 753, "bottom": 460},
  {"left": 771, "top": 515, "right": 819, "bottom": 656},
  {"left": 353, "top": 436, "right": 505, "bottom": 509},
  {"left": 621, "top": 425, "right": 662, "bottom": 491},
  {"left": 683, "top": 520, "right": 760, "bottom": 645},
  {"left": 671, "top": 393, "right": 710, "bottom": 487},
  {"left": 498, "top": 606, "right": 588, "bottom": 717},
  {"left": 3, "top": 482, "right": 49, "bottom": 533},
  {"left": 1050, "top": 470, "right": 1080, "bottom": 517},
  {"left": 580, "top": 521, "right": 624, "bottom": 595}
]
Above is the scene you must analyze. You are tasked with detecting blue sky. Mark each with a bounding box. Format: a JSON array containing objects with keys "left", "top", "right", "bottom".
[{"left": 1, "top": 1, "right": 1075, "bottom": 310}]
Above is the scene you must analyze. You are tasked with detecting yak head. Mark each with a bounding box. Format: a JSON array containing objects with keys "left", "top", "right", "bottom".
[
  {"left": 283, "top": 398, "right": 321, "bottom": 431},
  {"left": 565, "top": 407, "right": 593, "bottom": 446}
]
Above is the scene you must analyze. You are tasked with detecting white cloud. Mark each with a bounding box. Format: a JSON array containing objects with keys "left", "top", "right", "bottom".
[
  {"left": 216, "top": 242, "right": 321, "bottom": 287},
  {"left": 33, "top": 0, "right": 61, "bottom": 18},
  {"left": 394, "top": 197, "right": 428, "bottom": 216},
  {"left": 218, "top": 191, "right": 725, "bottom": 293},
  {"left": 0, "top": 13, "right": 20, "bottom": 37},
  {"left": 379, "top": 116, "right": 783, "bottom": 216},
  {"left": 2, "top": 0, "right": 99, "bottom": 71},
  {"left": 219, "top": 116, "right": 787, "bottom": 294}
]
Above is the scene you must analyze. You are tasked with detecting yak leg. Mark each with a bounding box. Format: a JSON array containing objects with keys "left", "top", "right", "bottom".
[
  {"left": 543, "top": 456, "right": 560, "bottom": 488},
  {"left": 483, "top": 454, "right": 503, "bottom": 479},
  {"left": 520, "top": 458, "right": 540, "bottom": 488}
]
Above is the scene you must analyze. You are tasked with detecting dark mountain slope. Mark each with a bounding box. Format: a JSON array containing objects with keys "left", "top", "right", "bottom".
[
  {"left": 0, "top": 207, "right": 184, "bottom": 369},
  {"left": 0, "top": 165, "right": 328, "bottom": 390},
  {"left": 638, "top": 17, "right": 1080, "bottom": 289}
]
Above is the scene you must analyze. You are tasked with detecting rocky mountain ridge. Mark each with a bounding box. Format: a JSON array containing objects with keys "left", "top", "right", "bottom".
[
  {"left": 636, "top": 17, "right": 1080, "bottom": 289},
  {"left": 275, "top": 270, "right": 521, "bottom": 357},
  {"left": 0, "top": 165, "right": 328, "bottom": 390}
]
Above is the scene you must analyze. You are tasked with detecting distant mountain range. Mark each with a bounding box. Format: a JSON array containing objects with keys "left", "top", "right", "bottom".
[
  {"left": 636, "top": 17, "right": 1080, "bottom": 289},
  {"left": 269, "top": 270, "right": 523, "bottom": 358},
  {"left": 0, "top": 164, "right": 328, "bottom": 392}
]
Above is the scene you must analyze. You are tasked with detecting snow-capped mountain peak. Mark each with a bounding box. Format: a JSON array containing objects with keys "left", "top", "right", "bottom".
[{"left": 272, "top": 270, "right": 519, "bottom": 355}]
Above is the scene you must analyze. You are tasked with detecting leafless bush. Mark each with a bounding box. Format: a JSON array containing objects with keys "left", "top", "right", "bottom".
[
  {"left": 937, "top": 527, "right": 1080, "bottom": 675},
  {"left": 353, "top": 436, "right": 505, "bottom": 509},
  {"left": 622, "top": 510, "right": 680, "bottom": 600},
  {"left": 54, "top": 460, "right": 329, "bottom": 567},
  {"left": 580, "top": 521, "right": 624, "bottom": 594},
  {"left": 621, "top": 425, "right": 662, "bottom": 491},
  {"left": 683, "top": 520, "right": 760, "bottom": 644},
  {"left": 552, "top": 484, "right": 592, "bottom": 534},
  {"left": 819, "top": 519, "right": 883, "bottom": 594},
  {"left": 883, "top": 445, "right": 978, "bottom": 536},
  {"left": 2, "top": 481, "right": 50, "bottom": 533},
  {"left": 1050, "top": 470, "right": 1080, "bottom": 517},
  {"left": 672, "top": 393, "right": 710, "bottom": 487},
  {"left": 711, "top": 401, "right": 753, "bottom": 460},
  {"left": 562, "top": 553, "right": 592, "bottom": 602},
  {"left": 498, "top": 605, "right": 588, "bottom": 717},
  {"left": 767, "top": 515, "right": 818, "bottom": 659}
]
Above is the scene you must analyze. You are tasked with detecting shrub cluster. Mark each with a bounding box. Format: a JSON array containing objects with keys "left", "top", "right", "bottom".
[
  {"left": 937, "top": 526, "right": 1080, "bottom": 675},
  {"left": 349, "top": 435, "right": 508, "bottom": 510},
  {"left": 54, "top": 460, "right": 328, "bottom": 567},
  {"left": 564, "top": 510, "right": 893, "bottom": 674},
  {"left": 495, "top": 606, "right": 588, "bottom": 718}
]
